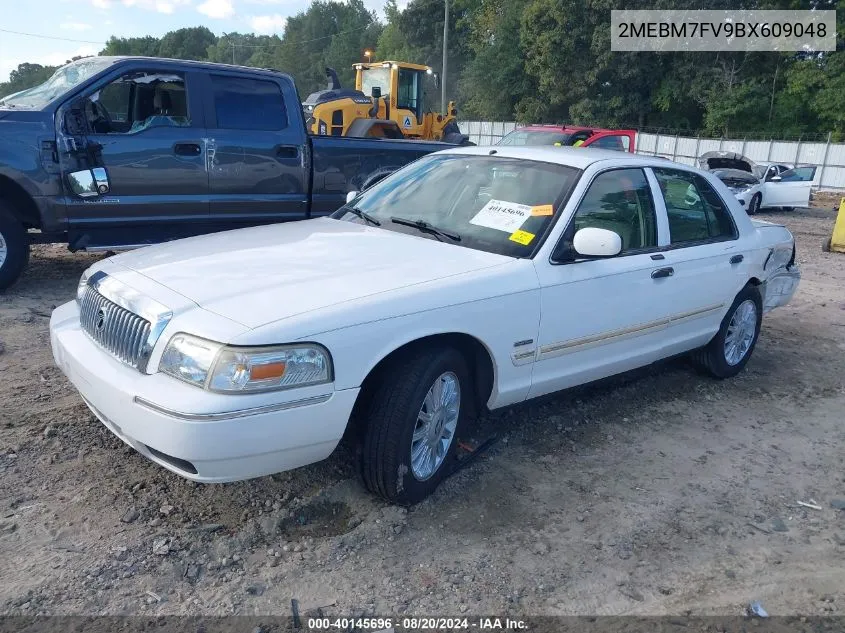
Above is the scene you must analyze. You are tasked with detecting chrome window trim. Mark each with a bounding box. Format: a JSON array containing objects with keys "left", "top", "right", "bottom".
[
  {"left": 132, "top": 393, "right": 332, "bottom": 421},
  {"left": 87, "top": 270, "right": 173, "bottom": 372}
]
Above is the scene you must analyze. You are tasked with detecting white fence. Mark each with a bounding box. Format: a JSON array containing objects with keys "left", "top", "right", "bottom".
[{"left": 458, "top": 121, "right": 845, "bottom": 191}]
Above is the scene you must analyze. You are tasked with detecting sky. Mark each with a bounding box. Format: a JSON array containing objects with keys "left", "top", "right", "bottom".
[{"left": 0, "top": 0, "right": 388, "bottom": 82}]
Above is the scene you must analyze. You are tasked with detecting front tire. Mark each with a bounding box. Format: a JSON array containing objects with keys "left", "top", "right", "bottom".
[
  {"left": 360, "top": 346, "right": 469, "bottom": 505},
  {"left": 691, "top": 284, "right": 763, "bottom": 379},
  {"left": 747, "top": 193, "right": 761, "bottom": 215},
  {"left": 0, "top": 204, "right": 30, "bottom": 291}
]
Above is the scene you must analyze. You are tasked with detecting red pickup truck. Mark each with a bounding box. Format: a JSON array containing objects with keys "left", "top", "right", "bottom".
[{"left": 498, "top": 125, "right": 636, "bottom": 153}]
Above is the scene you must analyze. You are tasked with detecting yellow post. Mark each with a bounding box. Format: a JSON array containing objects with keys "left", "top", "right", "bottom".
[{"left": 831, "top": 197, "right": 845, "bottom": 253}]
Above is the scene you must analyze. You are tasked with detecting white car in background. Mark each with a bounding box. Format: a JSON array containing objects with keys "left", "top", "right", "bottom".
[
  {"left": 50, "top": 147, "right": 801, "bottom": 505},
  {"left": 697, "top": 151, "right": 817, "bottom": 215}
]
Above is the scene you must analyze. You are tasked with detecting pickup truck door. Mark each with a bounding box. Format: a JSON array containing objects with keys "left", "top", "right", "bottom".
[
  {"left": 202, "top": 71, "right": 309, "bottom": 228},
  {"left": 761, "top": 166, "right": 817, "bottom": 208},
  {"left": 58, "top": 66, "right": 209, "bottom": 249},
  {"left": 528, "top": 167, "right": 675, "bottom": 399}
]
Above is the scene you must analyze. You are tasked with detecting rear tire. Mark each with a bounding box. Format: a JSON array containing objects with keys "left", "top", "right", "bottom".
[
  {"left": 691, "top": 284, "right": 763, "bottom": 379},
  {"left": 360, "top": 346, "right": 469, "bottom": 505},
  {"left": 782, "top": 206, "right": 794, "bottom": 211},
  {"left": 0, "top": 204, "right": 30, "bottom": 291}
]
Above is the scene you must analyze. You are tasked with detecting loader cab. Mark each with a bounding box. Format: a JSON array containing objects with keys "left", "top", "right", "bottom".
[{"left": 355, "top": 61, "right": 435, "bottom": 132}]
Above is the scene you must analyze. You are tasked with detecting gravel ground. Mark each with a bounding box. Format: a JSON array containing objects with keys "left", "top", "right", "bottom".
[{"left": 1, "top": 201, "right": 844, "bottom": 617}]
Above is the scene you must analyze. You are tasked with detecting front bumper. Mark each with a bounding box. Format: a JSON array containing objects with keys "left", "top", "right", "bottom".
[{"left": 49, "top": 301, "right": 359, "bottom": 482}]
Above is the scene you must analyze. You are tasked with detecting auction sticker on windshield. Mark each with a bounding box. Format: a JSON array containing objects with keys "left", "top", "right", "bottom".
[{"left": 470, "top": 199, "right": 533, "bottom": 233}]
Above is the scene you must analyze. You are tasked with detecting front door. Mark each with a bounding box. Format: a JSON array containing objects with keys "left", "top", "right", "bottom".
[
  {"left": 61, "top": 67, "right": 209, "bottom": 248},
  {"left": 762, "top": 166, "right": 817, "bottom": 208},
  {"left": 529, "top": 167, "right": 675, "bottom": 399},
  {"left": 204, "top": 72, "right": 309, "bottom": 228}
]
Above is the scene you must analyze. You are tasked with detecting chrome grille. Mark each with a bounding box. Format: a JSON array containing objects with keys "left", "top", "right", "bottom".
[{"left": 79, "top": 285, "right": 152, "bottom": 370}]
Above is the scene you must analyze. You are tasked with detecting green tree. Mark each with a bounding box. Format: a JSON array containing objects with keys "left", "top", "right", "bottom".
[
  {"left": 157, "top": 27, "right": 218, "bottom": 61},
  {"left": 100, "top": 35, "right": 161, "bottom": 57},
  {"left": 0, "top": 63, "right": 63, "bottom": 99},
  {"left": 206, "top": 33, "right": 283, "bottom": 66},
  {"left": 459, "top": 0, "right": 534, "bottom": 119}
]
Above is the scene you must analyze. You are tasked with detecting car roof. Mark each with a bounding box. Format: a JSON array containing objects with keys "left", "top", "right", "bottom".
[
  {"left": 436, "top": 145, "right": 683, "bottom": 170},
  {"left": 96, "top": 56, "right": 288, "bottom": 79},
  {"left": 514, "top": 125, "right": 636, "bottom": 134}
]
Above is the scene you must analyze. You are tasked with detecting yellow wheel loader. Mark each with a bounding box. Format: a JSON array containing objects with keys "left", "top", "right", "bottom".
[{"left": 302, "top": 62, "right": 472, "bottom": 144}]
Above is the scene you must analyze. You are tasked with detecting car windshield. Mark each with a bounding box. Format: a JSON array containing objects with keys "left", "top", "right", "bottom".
[
  {"left": 331, "top": 154, "right": 580, "bottom": 257},
  {"left": 0, "top": 57, "right": 116, "bottom": 110},
  {"left": 499, "top": 130, "right": 571, "bottom": 146}
]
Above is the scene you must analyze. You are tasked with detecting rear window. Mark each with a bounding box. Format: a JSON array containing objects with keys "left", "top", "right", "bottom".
[{"left": 210, "top": 75, "right": 287, "bottom": 131}]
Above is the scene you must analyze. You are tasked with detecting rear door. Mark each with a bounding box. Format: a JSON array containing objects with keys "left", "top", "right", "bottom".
[
  {"left": 62, "top": 66, "right": 209, "bottom": 248},
  {"left": 204, "top": 71, "right": 309, "bottom": 228},
  {"left": 649, "top": 166, "right": 746, "bottom": 354},
  {"left": 762, "top": 165, "right": 817, "bottom": 208}
]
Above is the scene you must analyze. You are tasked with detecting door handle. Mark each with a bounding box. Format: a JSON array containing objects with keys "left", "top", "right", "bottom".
[
  {"left": 275, "top": 145, "right": 299, "bottom": 159},
  {"left": 730, "top": 254, "right": 744, "bottom": 264},
  {"left": 174, "top": 143, "right": 201, "bottom": 156},
  {"left": 651, "top": 267, "right": 674, "bottom": 279}
]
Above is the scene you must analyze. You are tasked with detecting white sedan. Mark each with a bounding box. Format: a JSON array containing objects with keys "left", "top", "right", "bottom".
[
  {"left": 697, "top": 151, "right": 817, "bottom": 214},
  {"left": 50, "top": 147, "right": 801, "bottom": 505}
]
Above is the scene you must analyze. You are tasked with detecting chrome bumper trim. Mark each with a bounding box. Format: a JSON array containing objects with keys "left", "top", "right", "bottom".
[{"left": 133, "top": 393, "right": 332, "bottom": 421}]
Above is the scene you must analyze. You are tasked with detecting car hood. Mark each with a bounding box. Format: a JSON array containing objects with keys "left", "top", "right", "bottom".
[
  {"left": 108, "top": 217, "right": 513, "bottom": 329},
  {"left": 698, "top": 151, "right": 755, "bottom": 174}
]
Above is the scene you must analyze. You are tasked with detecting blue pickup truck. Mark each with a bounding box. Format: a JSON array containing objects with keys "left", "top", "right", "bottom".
[{"left": 0, "top": 56, "right": 448, "bottom": 289}]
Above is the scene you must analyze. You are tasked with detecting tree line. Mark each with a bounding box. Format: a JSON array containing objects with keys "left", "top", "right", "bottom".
[{"left": 1, "top": 0, "right": 843, "bottom": 138}]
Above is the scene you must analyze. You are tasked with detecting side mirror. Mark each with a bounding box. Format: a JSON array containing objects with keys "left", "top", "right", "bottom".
[
  {"left": 67, "top": 167, "right": 110, "bottom": 198},
  {"left": 67, "top": 169, "right": 98, "bottom": 197},
  {"left": 573, "top": 227, "right": 622, "bottom": 258},
  {"left": 371, "top": 86, "right": 381, "bottom": 99},
  {"left": 346, "top": 190, "right": 359, "bottom": 204},
  {"left": 770, "top": 175, "right": 782, "bottom": 182}
]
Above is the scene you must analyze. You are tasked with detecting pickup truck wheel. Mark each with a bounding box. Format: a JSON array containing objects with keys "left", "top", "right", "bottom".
[
  {"left": 0, "top": 205, "right": 29, "bottom": 291},
  {"left": 360, "top": 346, "right": 469, "bottom": 505},
  {"left": 690, "top": 284, "right": 762, "bottom": 379}
]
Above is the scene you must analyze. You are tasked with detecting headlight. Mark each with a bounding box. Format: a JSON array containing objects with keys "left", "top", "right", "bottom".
[
  {"left": 76, "top": 269, "right": 91, "bottom": 303},
  {"left": 159, "top": 333, "right": 332, "bottom": 393}
]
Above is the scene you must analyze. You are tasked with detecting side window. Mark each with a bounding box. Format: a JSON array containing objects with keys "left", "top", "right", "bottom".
[
  {"left": 85, "top": 70, "right": 190, "bottom": 134},
  {"left": 653, "top": 168, "right": 737, "bottom": 245},
  {"left": 571, "top": 168, "right": 657, "bottom": 252},
  {"left": 589, "top": 135, "right": 630, "bottom": 152},
  {"left": 210, "top": 75, "right": 287, "bottom": 131},
  {"left": 776, "top": 166, "right": 816, "bottom": 182}
]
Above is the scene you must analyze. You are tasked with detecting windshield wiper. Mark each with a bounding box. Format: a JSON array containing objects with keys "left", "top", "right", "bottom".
[
  {"left": 345, "top": 205, "right": 381, "bottom": 226},
  {"left": 390, "top": 216, "right": 462, "bottom": 242}
]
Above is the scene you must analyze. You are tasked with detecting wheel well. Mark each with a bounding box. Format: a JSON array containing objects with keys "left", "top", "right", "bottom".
[
  {"left": 346, "top": 333, "right": 495, "bottom": 440},
  {"left": 0, "top": 175, "right": 40, "bottom": 229},
  {"left": 748, "top": 277, "right": 762, "bottom": 287}
]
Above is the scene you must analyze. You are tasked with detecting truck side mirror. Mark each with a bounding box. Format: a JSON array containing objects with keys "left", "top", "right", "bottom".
[{"left": 371, "top": 86, "right": 381, "bottom": 99}]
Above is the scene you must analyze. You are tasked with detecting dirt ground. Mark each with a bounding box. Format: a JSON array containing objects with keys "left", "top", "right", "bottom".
[{"left": 1, "top": 199, "right": 844, "bottom": 618}]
